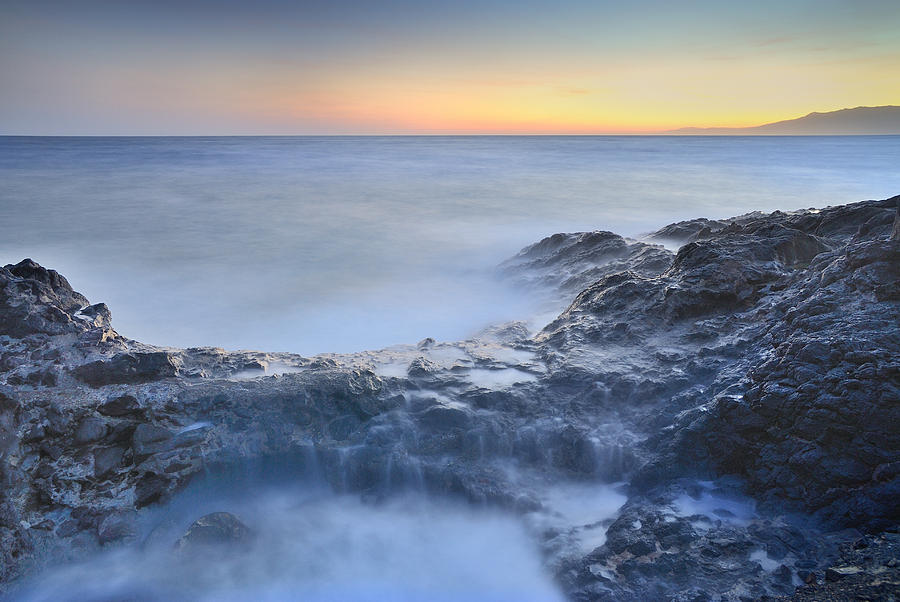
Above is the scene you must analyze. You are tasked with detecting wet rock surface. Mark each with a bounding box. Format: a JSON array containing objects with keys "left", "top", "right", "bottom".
[
  {"left": 784, "top": 530, "right": 900, "bottom": 601},
  {"left": 0, "top": 195, "right": 898, "bottom": 600}
]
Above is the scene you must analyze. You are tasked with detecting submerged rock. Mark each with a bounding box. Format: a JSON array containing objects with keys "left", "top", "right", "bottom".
[
  {"left": 97, "top": 511, "right": 138, "bottom": 545},
  {"left": 174, "top": 512, "right": 252, "bottom": 553}
]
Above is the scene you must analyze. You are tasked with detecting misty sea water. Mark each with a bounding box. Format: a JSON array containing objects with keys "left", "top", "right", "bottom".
[{"left": 2, "top": 135, "right": 899, "bottom": 354}]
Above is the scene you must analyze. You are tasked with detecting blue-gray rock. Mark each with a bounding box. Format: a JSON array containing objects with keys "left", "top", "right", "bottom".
[{"left": 74, "top": 417, "right": 107, "bottom": 444}]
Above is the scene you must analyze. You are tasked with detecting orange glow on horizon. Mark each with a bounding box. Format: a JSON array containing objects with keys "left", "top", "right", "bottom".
[
  {"left": 184, "top": 50, "right": 900, "bottom": 134},
  {"left": 2, "top": 1, "right": 899, "bottom": 135}
]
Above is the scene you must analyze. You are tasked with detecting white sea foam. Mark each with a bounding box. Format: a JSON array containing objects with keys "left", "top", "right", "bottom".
[
  {"left": 467, "top": 368, "right": 538, "bottom": 389},
  {"left": 672, "top": 482, "right": 757, "bottom": 526},
  {"left": 230, "top": 361, "right": 306, "bottom": 379},
  {"left": 528, "top": 482, "right": 628, "bottom": 554},
  {"left": 749, "top": 549, "right": 781, "bottom": 572},
  {"left": 372, "top": 360, "right": 409, "bottom": 379}
]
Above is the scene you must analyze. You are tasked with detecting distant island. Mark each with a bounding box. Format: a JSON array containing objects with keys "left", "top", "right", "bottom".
[{"left": 667, "top": 105, "right": 900, "bottom": 135}]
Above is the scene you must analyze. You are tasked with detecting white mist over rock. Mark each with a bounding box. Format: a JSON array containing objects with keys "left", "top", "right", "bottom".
[{"left": 14, "top": 487, "right": 568, "bottom": 602}]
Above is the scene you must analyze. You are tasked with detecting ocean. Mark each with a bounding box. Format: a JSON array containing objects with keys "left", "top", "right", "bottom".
[{"left": 2, "top": 135, "right": 899, "bottom": 354}]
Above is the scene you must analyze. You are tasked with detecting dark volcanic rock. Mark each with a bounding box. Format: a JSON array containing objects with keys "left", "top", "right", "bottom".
[
  {"left": 539, "top": 217, "right": 832, "bottom": 348},
  {"left": 892, "top": 204, "right": 900, "bottom": 241},
  {"left": 785, "top": 531, "right": 900, "bottom": 601},
  {"left": 97, "top": 394, "right": 143, "bottom": 417},
  {"left": 645, "top": 217, "right": 730, "bottom": 244},
  {"left": 663, "top": 237, "right": 900, "bottom": 529},
  {"left": 0, "top": 259, "right": 92, "bottom": 338},
  {"left": 500, "top": 230, "right": 673, "bottom": 301},
  {"left": 537, "top": 196, "right": 900, "bottom": 597},
  {"left": 73, "top": 352, "right": 181, "bottom": 387}
]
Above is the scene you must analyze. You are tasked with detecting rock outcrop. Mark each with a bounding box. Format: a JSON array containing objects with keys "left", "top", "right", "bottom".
[{"left": 1, "top": 195, "right": 898, "bottom": 600}]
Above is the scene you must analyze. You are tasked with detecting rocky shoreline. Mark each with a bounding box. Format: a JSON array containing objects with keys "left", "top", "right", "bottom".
[{"left": 1, "top": 196, "right": 898, "bottom": 600}]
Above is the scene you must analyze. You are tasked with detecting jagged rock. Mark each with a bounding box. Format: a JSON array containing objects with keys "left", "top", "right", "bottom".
[
  {"left": 500, "top": 230, "right": 673, "bottom": 302},
  {"left": 0, "top": 259, "right": 91, "bottom": 337},
  {"left": 97, "top": 394, "right": 143, "bottom": 417},
  {"left": 645, "top": 217, "right": 729, "bottom": 245},
  {"left": 407, "top": 356, "right": 439, "bottom": 377},
  {"left": 475, "top": 321, "right": 532, "bottom": 344},
  {"left": 77, "top": 303, "right": 112, "bottom": 329},
  {"left": 892, "top": 204, "right": 900, "bottom": 241},
  {"left": 6, "top": 367, "right": 57, "bottom": 388},
  {"left": 76, "top": 327, "right": 120, "bottom": 350},
  {"left": 72, "top": 352, "right": 181, "bottom": 387}
]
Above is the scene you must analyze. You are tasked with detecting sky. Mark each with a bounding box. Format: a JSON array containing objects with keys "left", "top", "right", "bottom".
[{"left": 1, "top": 0, "right": 898, "bottom": 134}]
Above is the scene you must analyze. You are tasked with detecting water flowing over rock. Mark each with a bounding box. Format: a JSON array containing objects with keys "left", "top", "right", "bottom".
[{"left": 0, "top": 195, "right": 898, "bottom": 600}]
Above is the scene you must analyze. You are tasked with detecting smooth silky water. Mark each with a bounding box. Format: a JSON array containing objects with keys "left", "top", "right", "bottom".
[
  {"left": 2, "top": 135, "right": 899, "bottom": 354},
  {"left": 11, "top": 456, "right": 599, "bottom": 602}
]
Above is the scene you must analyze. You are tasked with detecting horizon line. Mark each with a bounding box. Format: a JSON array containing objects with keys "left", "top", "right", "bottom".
[
  {"left": 4, "top": 106, "right": 898, "bottom": 138},
  {"left": 4, "top": 133, "right": 900, "bottom": 138}
]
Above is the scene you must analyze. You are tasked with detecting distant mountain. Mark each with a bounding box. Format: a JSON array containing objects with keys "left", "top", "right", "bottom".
[{"left": 667, "top": 105, "right": 900, "bottom": 135}]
